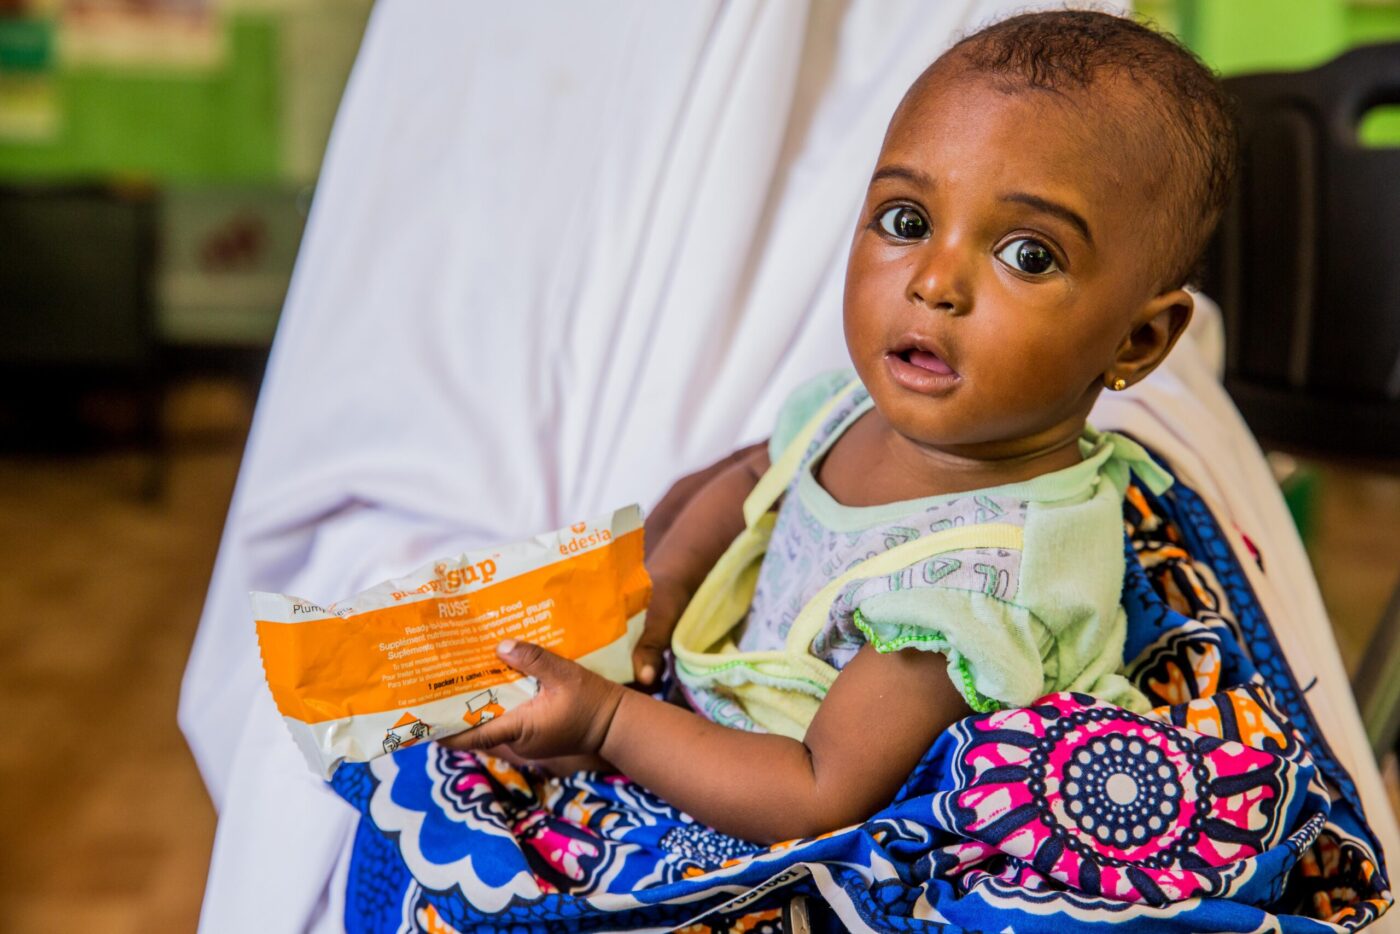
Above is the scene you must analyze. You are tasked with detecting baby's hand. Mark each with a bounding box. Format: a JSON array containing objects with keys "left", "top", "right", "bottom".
[
  {"left": 439, "top": 640, "right": 625, "bottom": 761},
  {"left": 631, "top": 572, "right": 690, "bottom": 690}
]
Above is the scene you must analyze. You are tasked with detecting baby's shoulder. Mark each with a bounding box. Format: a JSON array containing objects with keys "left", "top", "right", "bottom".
[{"left": 768, "top": 369, "right": 859, "bottom": 463}]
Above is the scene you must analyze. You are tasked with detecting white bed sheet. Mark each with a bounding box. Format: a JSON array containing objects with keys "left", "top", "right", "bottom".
[{"left": 179, "top": 2, "right": 1398, "bottom": 929}]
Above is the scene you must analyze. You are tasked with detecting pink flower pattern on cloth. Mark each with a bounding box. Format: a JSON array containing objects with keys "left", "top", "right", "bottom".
[{"left": 934, "top": 689, "right": 1302, "bottom": 905}]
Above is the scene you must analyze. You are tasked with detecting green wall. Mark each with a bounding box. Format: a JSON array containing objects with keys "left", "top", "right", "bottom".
[
  {"left": 3, "top": 3, "right": 1394, "bottom": 187},
  {"left": 1138, "top": 0, "right": 1400, "bottom": 145},
  {"left": 1139, "top": 0, "right": 1400, "bottom": 73}
]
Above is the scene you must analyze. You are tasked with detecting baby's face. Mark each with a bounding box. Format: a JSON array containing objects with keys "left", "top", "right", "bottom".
[{"left": 844, "top": 68, "right": 1183, "bottom": 459}]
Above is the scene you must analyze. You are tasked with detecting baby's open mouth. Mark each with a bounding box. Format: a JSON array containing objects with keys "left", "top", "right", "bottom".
[
  {"left": 885, "top": 337, "right": 960, "bottom": 395},
  {"left": 889, "top": 337, "right": 958, "bottom": 377},
  {"left": 895, "top": 347, "right": 956, "bottom": 376}
]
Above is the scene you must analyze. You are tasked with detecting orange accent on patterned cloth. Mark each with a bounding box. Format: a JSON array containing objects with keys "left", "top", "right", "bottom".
[{"left": 417, "top": 903, "right": 463, "bottom": 934}]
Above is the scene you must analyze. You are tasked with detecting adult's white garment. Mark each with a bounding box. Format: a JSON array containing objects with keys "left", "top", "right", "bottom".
[{"left": 180, "top": 2, "right": 1399, "bottom": 930}]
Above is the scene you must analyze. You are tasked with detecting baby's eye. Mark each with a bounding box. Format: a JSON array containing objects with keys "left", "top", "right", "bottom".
[
  {"left": 995, "top": 238, "right": 1059, "bottom": 276},
  {"left": 876, "top": 206, "right": 929, "bottom": 241}
]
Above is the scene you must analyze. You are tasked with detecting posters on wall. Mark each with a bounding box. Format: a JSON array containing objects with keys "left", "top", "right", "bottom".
[
  {"left": 59, "top": 0, "right": 223, "bottom": 69},
  {"left": 0, "top": 0, "right": 220, "bottom": 142}
]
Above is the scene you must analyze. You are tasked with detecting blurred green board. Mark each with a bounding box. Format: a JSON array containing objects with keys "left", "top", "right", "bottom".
[{"left": 0, "top": 15, "right": 279, "bottom": 183}]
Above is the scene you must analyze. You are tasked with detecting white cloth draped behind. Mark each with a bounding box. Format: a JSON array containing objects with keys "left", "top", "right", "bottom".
[{"left": 179, "top": 2, "right": 1399, "bottom": 930}]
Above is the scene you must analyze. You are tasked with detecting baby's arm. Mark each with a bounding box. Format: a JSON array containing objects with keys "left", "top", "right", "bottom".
[
  {"left": 633, "top": 442, "right": 770, "bottom": 686},
  {"left": 445, "top": 639, "right": 971, "bottom": 844},
  {"left": 642, "top": 440, "right": 768, "bottom": 549},
  {"left": 605, "top": 643, "right": 971, "bottom": 842}
]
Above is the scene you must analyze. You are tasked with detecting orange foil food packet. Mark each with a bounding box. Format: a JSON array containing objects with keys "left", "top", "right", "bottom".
[{"left": 253, "top": 505, "right": 650, "bottom": 778}]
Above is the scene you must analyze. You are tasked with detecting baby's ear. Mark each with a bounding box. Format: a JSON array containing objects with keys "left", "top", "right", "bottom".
[{"left": 1107, "top": 289, "right": 1194, "bottom": 389}]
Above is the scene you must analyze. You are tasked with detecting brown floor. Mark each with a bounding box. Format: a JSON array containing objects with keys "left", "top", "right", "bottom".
[
  {"left": 0, "top": 378, "right": 1396, "bottom": 930},
  {"left": 0, "top": 381, "right": 250, "bottom": 932},
  {"left": 1304, "top": 459, "right": 1400, "bottom": 675}
]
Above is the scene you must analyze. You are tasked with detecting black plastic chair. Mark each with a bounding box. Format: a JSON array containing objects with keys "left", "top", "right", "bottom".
[
  {"left": 1205, "top": 41, "right": 1400, "bottom": 461},
  {"left": 1204, "top": 42, "right": 1400, "bottom": 754}
]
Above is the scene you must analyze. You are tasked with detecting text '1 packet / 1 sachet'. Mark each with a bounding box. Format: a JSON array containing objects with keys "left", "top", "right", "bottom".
[{"left": 252, "top": 505, "right": 651, "bottom": 778}]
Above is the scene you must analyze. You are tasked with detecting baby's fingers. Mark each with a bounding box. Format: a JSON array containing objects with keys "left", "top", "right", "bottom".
[
  {"left": 633, "top": 578, "right": 686, "bottom": 689},
  {"left": 631, "top": 631, "right": 667, "bottom": 690}
]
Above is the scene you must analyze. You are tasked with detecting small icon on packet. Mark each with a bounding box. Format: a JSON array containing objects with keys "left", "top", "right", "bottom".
[
  {"left": 463, "top": 689, "right": 506, "bottom": 727},
  {"left": 382, "top": 712, "right": 431, "bottom": 754}
]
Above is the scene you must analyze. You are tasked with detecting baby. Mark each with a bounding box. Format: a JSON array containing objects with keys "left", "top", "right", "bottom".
[{"left": 446, "top": 10, "right": 1237, "bottom": 845}]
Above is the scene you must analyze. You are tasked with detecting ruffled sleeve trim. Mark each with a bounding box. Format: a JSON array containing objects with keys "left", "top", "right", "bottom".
[
  {"left": 854, "top": 607, "right": 1005, "bottom": 713},
  {"left": 850, "top": 587, "right": 1052, "bottom": 713}
]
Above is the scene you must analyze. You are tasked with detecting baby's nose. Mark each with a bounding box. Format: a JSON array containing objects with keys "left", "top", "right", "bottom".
[{"left": 905, "top": 246, "right": 971, "bottom": 314}]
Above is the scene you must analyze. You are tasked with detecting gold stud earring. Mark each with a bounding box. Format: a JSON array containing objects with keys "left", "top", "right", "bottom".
[{"left": 1111, "top": 378, "right": 1127, "bottom": 391}]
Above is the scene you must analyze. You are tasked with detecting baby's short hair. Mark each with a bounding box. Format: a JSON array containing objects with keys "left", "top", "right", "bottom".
[{"left": 946, "top": 9, "right": 1237, "bottom": 290}]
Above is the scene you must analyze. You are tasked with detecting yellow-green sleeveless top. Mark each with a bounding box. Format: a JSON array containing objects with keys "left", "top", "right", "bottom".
[{"left": 671, "top": 372, "right": 1166, "bottom": 740}]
